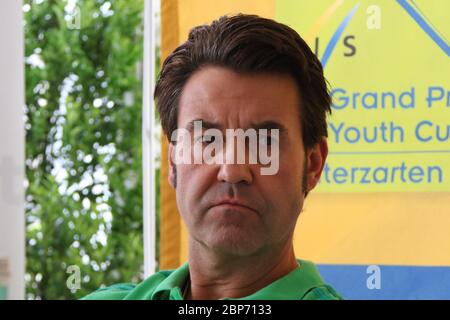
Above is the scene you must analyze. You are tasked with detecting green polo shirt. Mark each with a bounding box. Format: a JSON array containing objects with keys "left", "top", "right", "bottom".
[{"left": 82, "top": 259, "right": 342, "bottom": 300}]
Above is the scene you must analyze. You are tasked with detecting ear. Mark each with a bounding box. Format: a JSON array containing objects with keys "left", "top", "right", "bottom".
[
  {"left": 168, "top": 142, "right": 176, "bottom": 189},
  {"left": 305, "top": 137, "right": 328, "bottom": 192}
]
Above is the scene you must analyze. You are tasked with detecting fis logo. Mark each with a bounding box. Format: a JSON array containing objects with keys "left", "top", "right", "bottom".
[{"left": 308, "top": 0, "right": 449, "bottom": 69}]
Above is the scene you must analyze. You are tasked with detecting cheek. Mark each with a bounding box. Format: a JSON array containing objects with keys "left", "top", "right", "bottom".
[
  {"left": 258, "top": 149, "right": 304, "bottom": 212},
  {"left": 278, "top": 147, "right": 305, "bottom": 187},
  {"left": 256, "top": 173, "right": 302, "bottom": 238},
  {"left": 176, "top": 164, "right": 215, "bottom": 210}
]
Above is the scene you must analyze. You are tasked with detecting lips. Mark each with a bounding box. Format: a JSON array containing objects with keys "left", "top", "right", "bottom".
[{"left": 210, "top": 199, "right": 258, "bottom": 214}]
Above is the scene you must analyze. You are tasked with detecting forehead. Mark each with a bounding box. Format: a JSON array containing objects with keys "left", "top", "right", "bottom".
[{"left": 177, "top": 66, "right": 301, "bottom": 128}]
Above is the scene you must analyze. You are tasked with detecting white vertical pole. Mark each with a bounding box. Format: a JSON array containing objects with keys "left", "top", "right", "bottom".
[
  {"left": 0, "top": 0, "right": 25, "bottom": 299},
  {"left": 142, "top": 0, "right": 157, "bottom": 278}
]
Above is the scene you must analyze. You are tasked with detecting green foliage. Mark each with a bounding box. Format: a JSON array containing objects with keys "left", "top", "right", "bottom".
[{"left": 24, "top": 0, "right": 157, "bottom": 299}]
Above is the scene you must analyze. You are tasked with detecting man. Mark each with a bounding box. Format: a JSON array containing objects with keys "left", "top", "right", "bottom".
[{"left": 83, "top": 14, "right": 342, "bottom": 300}]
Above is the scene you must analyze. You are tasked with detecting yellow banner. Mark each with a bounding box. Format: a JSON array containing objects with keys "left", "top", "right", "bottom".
[{"left": 159, "top": 0, "right": 450, "bottom": 273}]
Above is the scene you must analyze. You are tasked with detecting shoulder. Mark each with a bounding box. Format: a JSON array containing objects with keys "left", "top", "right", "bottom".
[
  {"left": 81, "top": 283, "right": 137, "bottom": 300},
  {"left": 302, "top": 284, "right": 344, "bottom": 300},
  {"left": 297, "top": 259, "right": 344, "bottom": 300},
  {"left": 81, "top": 270, "right": 174, "bottom": 300}
]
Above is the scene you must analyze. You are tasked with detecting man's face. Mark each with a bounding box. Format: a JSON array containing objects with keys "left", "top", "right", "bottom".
[{"left": 169, "top": 66, "right": 326, "bottom": 256}]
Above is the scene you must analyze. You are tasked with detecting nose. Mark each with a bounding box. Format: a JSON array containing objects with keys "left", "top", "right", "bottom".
[
  {"left": 216, "top": 135, "right": 254, "bottom": 184},
  {"left": 217, "top": 163, "right": 253, "bottom": 185}
]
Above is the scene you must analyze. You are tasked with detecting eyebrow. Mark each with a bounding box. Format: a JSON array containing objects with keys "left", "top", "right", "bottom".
[
  {"left": 249, "top": 121, "right": 288, "bottom": 136},
  {"left": 185, "top": 119, "right": 288, "bottom": 136},
  {"left": 185, "top": 119, "right": 221, "bottom": 132}
]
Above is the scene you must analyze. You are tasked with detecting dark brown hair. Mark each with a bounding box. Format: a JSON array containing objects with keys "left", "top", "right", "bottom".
[{"left": 154, "top": 14, "right": 331, "bottom": 149}]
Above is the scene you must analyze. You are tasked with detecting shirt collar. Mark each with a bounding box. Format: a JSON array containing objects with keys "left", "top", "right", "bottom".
[
  {"left": 151, "top": 262, "right": 189, "bottom": 300},
  {"left": 227, "top": 260, "right": 326, "bottom": 300},
  {"left": 151, "top": 259, "right": 325, "bottom": 300}
]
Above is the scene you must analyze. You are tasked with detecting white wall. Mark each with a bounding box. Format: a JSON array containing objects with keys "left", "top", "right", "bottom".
[{"left": 0, "top": 0, "right": 25, "bottom": 300}]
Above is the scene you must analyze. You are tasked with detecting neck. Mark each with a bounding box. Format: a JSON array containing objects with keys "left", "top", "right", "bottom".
[{"left": 185, "top": 235, "right": 298, "bottom": 300}]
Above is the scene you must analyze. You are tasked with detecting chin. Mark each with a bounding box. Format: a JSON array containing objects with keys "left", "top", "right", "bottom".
[{"left": 205, "top": 228, "right": 265, "bottom": 257}]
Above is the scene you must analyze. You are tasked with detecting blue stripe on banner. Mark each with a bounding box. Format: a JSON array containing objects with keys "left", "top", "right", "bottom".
[
  {"left": 317, "top": 264, "right": 450, "bottom": 300},
  {"left": 320, "top": 3, "right": 360, "bottom": 68},
  {"left": 397, "top": 0, "right": 450, "bottom": 57}
]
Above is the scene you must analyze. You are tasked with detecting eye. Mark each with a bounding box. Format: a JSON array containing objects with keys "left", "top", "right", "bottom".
[
  {"left": 196, "top": 135, "right": 216, "bottom": 144},
  {"left": 258, "top": 134, "right": 272, "bottom": 146}
]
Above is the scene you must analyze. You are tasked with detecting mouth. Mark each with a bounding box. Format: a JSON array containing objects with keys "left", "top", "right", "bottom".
[{"left": 210, "top": 200, "right": 258, "bottom": 214}]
